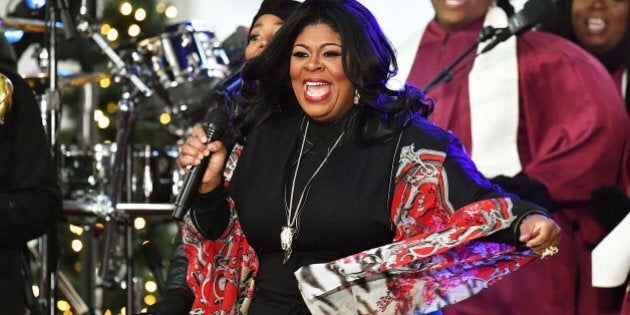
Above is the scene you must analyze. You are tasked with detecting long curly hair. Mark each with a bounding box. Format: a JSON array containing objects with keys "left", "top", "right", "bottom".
[{"left": 232, "top": 0, "right": 433, "bottom": 144}]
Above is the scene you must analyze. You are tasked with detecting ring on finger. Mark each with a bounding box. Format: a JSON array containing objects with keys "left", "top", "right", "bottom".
[{"left": 540, "top": 245, "right": 559, "bottom": 259}]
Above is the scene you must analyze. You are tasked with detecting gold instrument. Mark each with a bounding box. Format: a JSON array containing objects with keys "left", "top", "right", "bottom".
[
  {"left": 0, "top": 73, "right": 13, "bottom": 125},
  {"left": 0, "top": 17, "right": 64, "bottom": 33}
]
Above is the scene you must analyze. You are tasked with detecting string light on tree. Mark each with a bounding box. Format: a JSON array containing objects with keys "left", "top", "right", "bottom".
[
  {"left": 119, "top": 2, "right": 133, "bottom": 15},
  {"left": 164, "top": 5, "right": 177, "bottom": 18},
  {"left": 128, "top": 24, "right": 141, "bottom": 37},
  {"left": 106, "top": 28, "right": 119, "bottom": 41},
  {"left": 135, "top": 8, "right": 147, "bottom": 21},
  {"left": 103, "top": 0, "right": 170, "bottom": 44},
  {"left": 100, "top": 23, "right": 111, "bottom": 35}
]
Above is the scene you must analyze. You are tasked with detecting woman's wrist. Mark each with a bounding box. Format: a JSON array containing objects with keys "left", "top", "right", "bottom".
[
  {"left": 190, "top": 185, "right": 230, "bottom": 240},
  {"left": 198, "top": 178, "right": 222, "bottom": 194}
]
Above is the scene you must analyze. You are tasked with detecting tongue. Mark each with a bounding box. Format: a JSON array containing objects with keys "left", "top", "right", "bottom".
[{"left": 306, "top": 84, "right": 330, "bottom": 97}]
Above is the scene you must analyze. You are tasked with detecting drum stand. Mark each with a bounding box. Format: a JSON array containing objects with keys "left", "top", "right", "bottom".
[
  {"left": 98, "top": 86, "right": 139, "bottom": 313},
  {"left": 29, "top": 2, "right": 171, "bottom": 313},
  {"left": 76, "top": 15, "right": 157, "bottom": 314},
  {"left": 57, "top": 11, "right": 227, "bottom": 314}
]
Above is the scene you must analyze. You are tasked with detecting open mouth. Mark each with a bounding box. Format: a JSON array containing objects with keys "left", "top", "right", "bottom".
[
  {"left": 444, "top": 0, "right": 465, "bottom": 8},
  {"left": 445, "top": 0, "right": 464, "bottom": 5},
  {"left": 585, "top": 17, "right": 606, "bottom": 34},
  {"left": 304, "top": 81, "right": 331, "bottom": 102}
]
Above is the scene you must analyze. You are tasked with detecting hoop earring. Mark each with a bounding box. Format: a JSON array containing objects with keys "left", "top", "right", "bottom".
[{"left": 353, "top": 89, "right": 360, "bottom": 105}]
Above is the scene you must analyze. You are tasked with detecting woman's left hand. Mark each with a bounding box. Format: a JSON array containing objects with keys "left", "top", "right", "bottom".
[{"left": 518, "top": 214, "right": 562, "bottom": 258}]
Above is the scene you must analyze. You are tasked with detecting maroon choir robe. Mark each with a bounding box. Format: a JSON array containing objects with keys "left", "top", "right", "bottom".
[
  {"left": 610, "top": 63, "right": 630, "bottom": 315},
  {"left": 405, "top": 17, "right": 630, "bottom": 315}
]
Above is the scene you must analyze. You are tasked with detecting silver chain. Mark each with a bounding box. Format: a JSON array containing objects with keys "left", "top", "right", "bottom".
[{"left": 282, "top": 119, "right": 345, "bottom": 263}]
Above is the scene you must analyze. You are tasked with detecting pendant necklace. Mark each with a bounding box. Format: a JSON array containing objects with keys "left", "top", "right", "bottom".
[{"left": 282, "top": 119, "right": 344, "bottom": 263}]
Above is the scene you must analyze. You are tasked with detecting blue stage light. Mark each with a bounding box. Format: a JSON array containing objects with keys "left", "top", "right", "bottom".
[
  {"left": 3, "top": 29, "right": 24, "bottom": 43},
  {"left": 25, "top": 0, "right": 47, "bottom": 10}
]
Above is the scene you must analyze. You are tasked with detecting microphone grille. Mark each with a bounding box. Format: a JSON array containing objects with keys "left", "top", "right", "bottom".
[{"left": 508, "top": 0, "right": 556, "bottom": 35}]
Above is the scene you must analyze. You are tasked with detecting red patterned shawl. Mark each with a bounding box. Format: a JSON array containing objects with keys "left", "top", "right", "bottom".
[{"left": 182, "top": 141, "right": 536, "bottom": 315}]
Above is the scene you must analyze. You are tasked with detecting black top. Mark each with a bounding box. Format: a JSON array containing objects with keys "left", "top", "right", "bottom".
[
  {"left": 0, "top": 65, "right": 61, "bottom": 314},
  {"left": 189, "top": 110, "right": 545, "bottom": 314},
  {"left": 229, "top": 112, "right": 395, "bottom": 312}
]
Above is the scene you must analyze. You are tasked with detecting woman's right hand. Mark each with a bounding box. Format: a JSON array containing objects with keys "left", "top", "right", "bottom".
[{"left": 177, "top": 125, "right": 228, "bottom": 194}]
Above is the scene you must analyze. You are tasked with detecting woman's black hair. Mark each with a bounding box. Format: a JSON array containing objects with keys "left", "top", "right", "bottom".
[
  {"left": 232, "top": 0, "right": 433, "bottom": 144},
  {"left": 539, "top": 0, "right": 577, "bottom": 41}
]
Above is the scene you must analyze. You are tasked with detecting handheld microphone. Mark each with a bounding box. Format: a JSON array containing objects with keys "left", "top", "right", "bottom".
[
  {"left": 481, "top": 0, "right": 556, "bottom": 53},
  {"left": 172, "top": 108, "right": 229, "bottom": 220},
  {"left": 210, "top": 67, "right": 245, "bottom": 117},
  {"left": 212, "top": 70, "right": 243, "bottom": 98}
]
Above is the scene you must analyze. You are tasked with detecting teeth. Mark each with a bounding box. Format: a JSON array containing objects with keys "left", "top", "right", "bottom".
[
  {"left": 304, "top": 81, "right": 330, "bottom": 98},
  {"left": 586, "top": 18, "right": 605, "bottom": 32},
  {"left": 445, "top": 0, "right": 463, "bottom": 5},
  {"left": 305, "top": 82, "right": 328, "bottom": 86}
]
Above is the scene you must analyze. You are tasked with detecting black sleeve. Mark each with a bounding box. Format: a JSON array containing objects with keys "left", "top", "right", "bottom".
[
  {"left": 491, "top": 172, "right": 558, "bottom": 212},
  {"left": 189, "top": 185, "right": 231, "bottom": 240},
  {"left": 164, "top": 229, "right": 191, "bottom": 292},
  {"left": 442, "top": 137, "right": 551, "bottom": 245},
  {"left": 0, "top": 66, "right": 61, "bottom": 248},
  {"left": 590, "top": 185, "right": 630, "bottom": 231},
  {"left": 147, "top": 230, "right": 193, "bottom": 315},
  {"left": 147, "top": 287, "right": 194, "bottom": 315}
]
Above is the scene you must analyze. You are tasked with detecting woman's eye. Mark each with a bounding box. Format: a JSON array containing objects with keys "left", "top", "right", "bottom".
[
  {"left": 292, "top": 51, "right": 309, "bottom": 58},
  {"left": 323, "top": 51, "right": 341, "bottom": 57},
  {"left": 248, "top": 34, "right": 261, "bottom": 42}
]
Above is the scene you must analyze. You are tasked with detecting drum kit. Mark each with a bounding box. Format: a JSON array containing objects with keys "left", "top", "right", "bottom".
[{"left": 2, "top": 4, "right": 235, "bottom": 314}]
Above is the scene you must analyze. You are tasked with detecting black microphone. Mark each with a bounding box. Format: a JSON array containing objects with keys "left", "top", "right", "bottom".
[
  {"left": 55, "top": 0, "right": 79, "bottom": 40},
  {"left": 481, "top": 0, "right": 556, "bottom": 54},
  {"left": 172, "top": 108, "right": 229, "bottom": 221},
  {"left": 208, "top": 67, "right": 245, "bottom": 118},
  {"left": 212, "top": 70, "right": 243, "bottom": 98}
]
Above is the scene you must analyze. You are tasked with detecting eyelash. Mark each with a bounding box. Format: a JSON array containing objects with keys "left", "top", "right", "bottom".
[{"left": 292, "top": 50, "right": 342, "bottom": 58}]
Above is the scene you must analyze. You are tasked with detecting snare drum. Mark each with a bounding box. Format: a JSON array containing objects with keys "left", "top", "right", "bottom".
[
  {"left": 133, "top": 21, "right": 230, "bottom": 121},
  {"left": 60, "top": 144, "right": 98, "bottom": 201},
  {"left": 130, "top": 145, "right": 183, "bottom": 203},
  {"left": 60, "top": 143, "right": 183, "bottom": 203},
  {"left": 60, "top": 143, "right": 117, "bottom": 201}
]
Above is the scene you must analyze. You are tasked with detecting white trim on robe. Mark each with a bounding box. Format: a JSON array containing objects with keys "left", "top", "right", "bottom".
[{"left": 392, "top": 5, "right": 522, "bottom": 178}]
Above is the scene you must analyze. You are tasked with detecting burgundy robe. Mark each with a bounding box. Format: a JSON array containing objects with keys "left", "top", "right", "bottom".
[{"left": 406, "top": 18, "right": 630, "bottom": 315}]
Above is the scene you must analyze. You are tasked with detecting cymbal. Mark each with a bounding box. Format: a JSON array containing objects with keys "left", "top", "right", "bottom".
[
  {"left": 22, "top": 72, "right": 109, "bottom": 93},
  {"left": 0, "top": 17, "right": 63, "bottom": 33},
  {"left": 61, "top": 72, "right": 110, "bottom": 87}
]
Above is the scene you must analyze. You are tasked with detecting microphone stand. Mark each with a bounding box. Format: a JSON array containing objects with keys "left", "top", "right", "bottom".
[
  {"left": 38, "top": 0, "right": 71, "bottom": 313},
  {"left": 422, "top": 26, "right": 499, "bottom": 94}
]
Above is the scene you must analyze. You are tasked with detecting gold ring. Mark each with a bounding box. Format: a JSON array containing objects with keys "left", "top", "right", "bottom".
[{"left": 540, "top": 246, "right": 559, "bottom": 259}]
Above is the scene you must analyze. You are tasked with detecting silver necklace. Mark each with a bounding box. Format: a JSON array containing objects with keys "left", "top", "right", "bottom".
[{"left": 281, "top": 119, "right": 345, "bottom": 263}]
